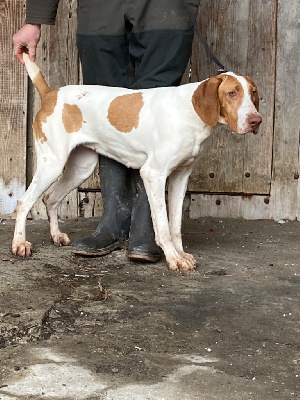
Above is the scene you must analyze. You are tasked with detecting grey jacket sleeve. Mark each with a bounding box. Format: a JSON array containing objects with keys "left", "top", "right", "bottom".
[{"left": 25, "top": 0, "right": 60, "bottom": 24}]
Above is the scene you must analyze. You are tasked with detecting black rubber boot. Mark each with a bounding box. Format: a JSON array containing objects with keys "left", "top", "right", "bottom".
[
  {"left": 72, "top": 156, "right": 133, "bottom": 256},
  {"left": 127, "top": 171, "right": 161, "bottom": 263}
]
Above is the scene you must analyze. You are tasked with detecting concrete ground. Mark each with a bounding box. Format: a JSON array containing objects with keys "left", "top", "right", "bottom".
[{"left": 0, "top": 216, "right": 299, "bottom": 400}]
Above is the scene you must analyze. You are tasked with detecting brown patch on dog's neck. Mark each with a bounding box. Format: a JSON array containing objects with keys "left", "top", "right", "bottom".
[
  {"left": 107, "top": 92, "right": 144, "bottom": 133},
  {"left": 62, "top": 104, "right": 83, "bottom": 133}
]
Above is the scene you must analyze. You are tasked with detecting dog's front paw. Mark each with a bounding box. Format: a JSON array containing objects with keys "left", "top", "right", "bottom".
[
  {"left": 168, "top": 253, "right": 197, "bottom": 272},
  {"left": 180, "top": 251, "right": 197, "bottom": 266},
  {"left": 52, "top": 233, "right": 71, "bottom": 246},
  {"left": 12, "top": 240, "right": 33, "bottom": 257}
]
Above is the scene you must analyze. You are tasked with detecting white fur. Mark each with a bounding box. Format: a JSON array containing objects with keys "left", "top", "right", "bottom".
[{"left": 23, "top": 53, "right": 40, "bottom": 81}]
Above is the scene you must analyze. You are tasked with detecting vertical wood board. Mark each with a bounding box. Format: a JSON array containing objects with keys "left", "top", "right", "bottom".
[
  {"left": 270, "top": 0, "right": 300, "bottom": 220},
  {"left": 0, "top": 0, "right": 27, "bottom": 216}
]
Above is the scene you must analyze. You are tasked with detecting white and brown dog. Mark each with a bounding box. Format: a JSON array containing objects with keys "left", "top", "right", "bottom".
[{"left": 12, "top": 53, "right": 261, "bottom": 271}]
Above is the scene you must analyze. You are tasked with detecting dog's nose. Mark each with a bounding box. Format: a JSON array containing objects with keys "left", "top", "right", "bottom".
[
  {"left": 248, "top": 114, "right": 262, "bottom": 134},
  {"left": 249, "top": 114, "right": 262, "bottom": 127}
]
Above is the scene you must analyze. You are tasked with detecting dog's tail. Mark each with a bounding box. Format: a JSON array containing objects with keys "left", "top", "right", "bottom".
[{"left": 23, "top": 53, "right": 51, "bottom": 97}]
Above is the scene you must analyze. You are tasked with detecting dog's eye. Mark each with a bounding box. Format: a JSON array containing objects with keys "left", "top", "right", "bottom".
[{"left": 228, "top": 91, "right": 236, "bottom": 98}]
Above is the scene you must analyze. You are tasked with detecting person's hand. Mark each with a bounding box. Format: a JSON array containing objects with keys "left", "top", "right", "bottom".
[{"left": 13, "top": 24, "right": 41, "bottom": 65}]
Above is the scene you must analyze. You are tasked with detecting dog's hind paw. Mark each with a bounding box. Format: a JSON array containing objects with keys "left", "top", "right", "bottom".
[
  {"left": 12, "top": 240, "right": 33, "bottom": 257},
  {"left": 52, "top": 233, "right": 71, "bottom": 246}
]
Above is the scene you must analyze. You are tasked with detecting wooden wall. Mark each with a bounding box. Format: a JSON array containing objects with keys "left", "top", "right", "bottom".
[
  {"left": 188, "top": 0, "right": 300, "bottom": 220},
  {"left": 1, "top": 0, "right": 300, "bottom": 221},
  {"left": 0, "top": 0, "right": 27, "bottom": 217}
]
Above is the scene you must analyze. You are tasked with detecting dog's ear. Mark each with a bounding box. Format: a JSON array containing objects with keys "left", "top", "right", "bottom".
[{"left": 192, "top": 76, "right": 224, "bottom": 126}]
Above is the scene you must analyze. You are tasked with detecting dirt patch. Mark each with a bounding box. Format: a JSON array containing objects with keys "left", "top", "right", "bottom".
[{"left": 0, "top": 217, "right": 299, "bottom": 399}]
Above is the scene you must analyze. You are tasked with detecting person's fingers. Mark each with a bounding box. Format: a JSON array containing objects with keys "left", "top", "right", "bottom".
[
  {"left": 13, "top": 43, "right": 27, "bottom": 65},
  {"left": 27, "top": 45, "right": 36, "bottom": 62}
]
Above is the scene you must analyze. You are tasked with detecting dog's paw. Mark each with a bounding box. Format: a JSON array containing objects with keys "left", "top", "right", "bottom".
[
  {"left": 168, "top": 253, "right": 197, "bottom": 272},
  {"left": 12, "top": 240, "right": 33, "bottom": 257},
  {"left": 180, "top": 251, "right": 197, "bottom": 265},
  {"left": 52, "top": 233, "right": 71, "bottom": 246}
]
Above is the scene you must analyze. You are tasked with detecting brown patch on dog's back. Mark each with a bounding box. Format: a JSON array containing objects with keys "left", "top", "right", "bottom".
[
  {"left": 107, "top": 92, "right": 144, "bottom": 133},
  {"left": 62, "top": 104, "right": 83, "bottom": 133},
  {"left": 33, "top": 89, "right": 59, "bottom": 144}
]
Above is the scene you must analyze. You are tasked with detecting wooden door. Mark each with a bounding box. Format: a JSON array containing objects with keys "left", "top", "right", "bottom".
[{"left": 186, "top": 0, "right": 276, "bottom": 198}]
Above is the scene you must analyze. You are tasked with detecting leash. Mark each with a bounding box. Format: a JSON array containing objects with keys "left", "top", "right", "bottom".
[
  {"left": 194, "top": 26, "right": 226, "bottom": 74},
  {"left": 183, "top": 0, "right": 226, "bottom": 75}
]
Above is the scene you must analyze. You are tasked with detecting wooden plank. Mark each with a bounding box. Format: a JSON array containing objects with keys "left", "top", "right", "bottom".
[
  {"left": 270, "top": 0, "right": 300, "bottom": 221},
  {"left": 78, "top": 192, "right": 103, "bottom": 218},
  {"left": 0, "top": 0, "right": 27, "bottom": 216},
  {"left": 190, "top": 194, "right": 271, "bottom": 220},
  {"left": 188, "top": 0, "right": 276, "bottom": 195}
]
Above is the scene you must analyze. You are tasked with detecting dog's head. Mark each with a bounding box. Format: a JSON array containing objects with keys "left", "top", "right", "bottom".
[{"left": 192, "top": 72, "right": 261, "bottom": 134}]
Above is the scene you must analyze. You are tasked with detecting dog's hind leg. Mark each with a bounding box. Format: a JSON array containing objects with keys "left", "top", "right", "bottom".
[
  {"left": 43, "top": 146, "right": 98, "bottom": 246},
  {"left": 167, "top": 166, "right": 196, "bottom": 269},
  {"left": 12, "top": 156, "right": 67, "bottom": 257}
]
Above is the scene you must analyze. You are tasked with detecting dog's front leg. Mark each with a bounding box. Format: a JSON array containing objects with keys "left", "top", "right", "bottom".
[
  {"left": 168, "top": 166, "right": 196, "bottom": 269},
  {"left": 140, "top": 164, "right": 194, "bottom": 271}
]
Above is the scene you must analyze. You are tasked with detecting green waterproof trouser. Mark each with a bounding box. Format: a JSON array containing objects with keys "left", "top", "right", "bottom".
[
  {"left": 26, "top": 0, "right": 200, "bottom": 87},
  {"left": 76, "top": 0, "right": 200, "bottom": 88}
]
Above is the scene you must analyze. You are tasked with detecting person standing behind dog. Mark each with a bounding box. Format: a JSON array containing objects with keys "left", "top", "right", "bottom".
[{"left": 13, "top": 0, "right": 200, "bottom": 263}]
